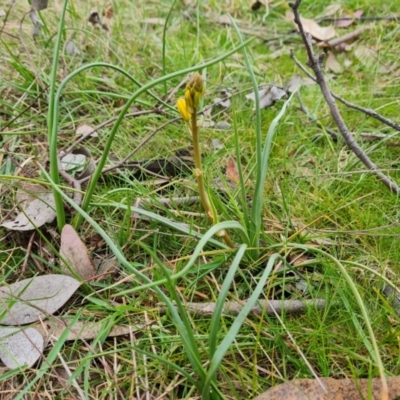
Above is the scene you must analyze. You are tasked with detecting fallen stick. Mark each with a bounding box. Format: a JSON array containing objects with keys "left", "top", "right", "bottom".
[
  {"left": 289, "top": 0, "right": 400, "bottom": 194},
  {"left": 173, "top": 298, "right": 326, "bottom": 316}
]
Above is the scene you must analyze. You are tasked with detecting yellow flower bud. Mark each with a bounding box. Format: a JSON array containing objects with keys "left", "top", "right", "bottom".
[
  {"left": 177, "top": 98, "right": 191, "bottom": 121},
  {"left": 185, "top": 89, "right": 194, "bottom": 114},
  {"left": 186, "top": 73, "right": 204, "bottom": 110}
]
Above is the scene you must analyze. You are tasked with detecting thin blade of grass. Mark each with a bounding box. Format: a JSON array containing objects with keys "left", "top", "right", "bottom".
[
  {"left": 202, "top": 253, "right": 282, "bottom": 397},
  {"left": 207, "top": 244, "right": 247, "bottom": 392}
]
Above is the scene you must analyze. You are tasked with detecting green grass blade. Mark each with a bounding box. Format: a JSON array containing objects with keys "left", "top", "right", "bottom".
[
  {"left": 47, "top": 0, "right": 69, "bottom": 229},
  {"left": 202, "top": 253, "right": 282, "bottom": 397},
  {"left": 207, "top": 244, "right": 247, "bottom": 391},
  {"left": 73, "top": 38, "right": 253, "bottom": 229}
]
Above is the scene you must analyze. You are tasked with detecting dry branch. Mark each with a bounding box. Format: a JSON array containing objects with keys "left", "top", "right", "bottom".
[
  {"left": 289, "top": 0, "right": 400, "bottom": 194},
  {"left": 175, "top": 299, "right": 326, "bottom": 316}
]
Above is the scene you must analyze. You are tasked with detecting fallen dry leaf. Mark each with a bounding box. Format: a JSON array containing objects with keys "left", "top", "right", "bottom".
[
  {"left": 103, "top": 5, "right": 113, "bottom": 19},
  {"left": 1, "top": 185, "right": 56, "bottom": 231},
  {"left": 226, "top": 157, "right": 240, "bottom": 184},
  {"left": 0, "top": 327, "right": 44, "bottom": 369},
  {"left": 60, "top": 225, "right": 96, "bottom": 281},
  {"left": 335, "top": 10, "right": 363, "bottom": 27},
  {"left": 76, "top": 124, "right": 98, "bottom": 138},
  {"left": 65, "top": 41, "right": 81, "bottom": 56},
  {"left": 325, "top": 52, "right": 343, "bottom": 73},
  {"left": 252, "top": 377, "right": 400, "bottom": 400},
  {"left": 0, "top": 275, "right": 81, "bottom": 325},
  {"left": 246, "top": 85, "right": 287, "bottom": 109},
  {"left": 60, "top": 153, "right": 87, "bottom": 173},
  {"left": 287, "top": 11, "right": 336, "bottom": 42}
]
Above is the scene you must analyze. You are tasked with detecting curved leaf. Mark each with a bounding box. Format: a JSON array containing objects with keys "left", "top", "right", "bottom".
[
  {"left": 0, "top": 327, "right": 44, "bottom": 369},
  {"left": 0, "top": 275, "right": 81, "bottom": 325}
]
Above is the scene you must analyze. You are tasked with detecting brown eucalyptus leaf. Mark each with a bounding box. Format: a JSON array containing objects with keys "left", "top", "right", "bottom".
[
  {"left": 0, "top": 327, "right": 44, "bottom": 368},
  {"left": 0, "top": 275, "right": 81, "bottom": 325},
  {"left": 60, "top": 225, "right": 95, "bottom": 281},
  {"left": 335, "top": 10, "right": 364, "bottom": 28},
  {"left": 286, "top": 11, "right": 336, "bottom": 41},
  {"left": 102, "top": 5, "right": 113, "bottom": 19},
  {"left": 226, "top": 157, "right": 240, "bottom": 184},
  {"left": 253, "top": 377, "right": 400, "bottom": 399},
  {"left": 326, "top": 52, "right": 343, "bottom": 73},
  {"left": 1, "top": 187, "right": 56, "bottom": 231}
]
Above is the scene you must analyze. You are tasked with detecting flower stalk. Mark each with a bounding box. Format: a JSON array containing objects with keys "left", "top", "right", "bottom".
[{"left": 177, "top": 74, "right": 235, "bottom": 248}]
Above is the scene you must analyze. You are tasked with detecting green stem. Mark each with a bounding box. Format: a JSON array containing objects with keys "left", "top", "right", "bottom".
[
  {"left": 72, "top": 38, "right": 253, "bottom": 230},
  {"left": 47, "top": 0, "right": 69, "bottom": 230},
  {"left": 191, "top": 109, "right": 212, "bottom": 217},
  {"left": 191, "top": 109, "right": 235, "bottom": 249}
]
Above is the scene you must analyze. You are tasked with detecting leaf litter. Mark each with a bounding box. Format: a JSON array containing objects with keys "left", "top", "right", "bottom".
[
  {"left": 286, "top": 10, "right": 336, "bottom": 42},
  {"left": 246, "top": 85, "right": 287, "bottom": 109},
  {"left": 0, "top": 327, "right": 44, "bottom": 368},
  {"left": 253, "top": 377, "right": 400, "bottom": 400},
  {"left": 1, "top": 184, "right": 57, "bottom": 231},
  {"left": 60, "top": 225, "right": 96, "bottom": 281},
  {"left": 0, "top": 275, "right": 81, "bottom": 325},
  {"left": 325, "top": 52, "right": 343, "bottom": 73}
]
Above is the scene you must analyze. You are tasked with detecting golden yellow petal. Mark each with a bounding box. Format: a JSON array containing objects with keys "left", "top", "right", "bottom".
[{"left": 177, "top": 98, "right": 191, "bottom": 121}]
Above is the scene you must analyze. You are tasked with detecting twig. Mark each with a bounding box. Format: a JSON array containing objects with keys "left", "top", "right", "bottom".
[
  {"left": 289, "top": 0, "right": 400, "bottom": 194},
  {"left": 323, "top": 26, "right": 369, "bottom": 48},
  {"left": 0, "top": 85, "right": 49, "bottom": 133},
  {"left": 289, "top": 3, "right": 391, "bottom": 399},
  {"left": 318, "top": 15, "right": 400, "bottom": 23},
  {"left": 0, "top": 0, "right": 16, "bottom": 37},
  {"left": 296, "top": 92, "right": 398, "bottom": 144},
  {"left": 290, "top": 53, "right": 400, "bottom": 133},
  {"left": 168, "top": 298, "right": 326, "bottom": 316},
  {"left": 21, "top": 231, "right": 36, "bottom": 274}
]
